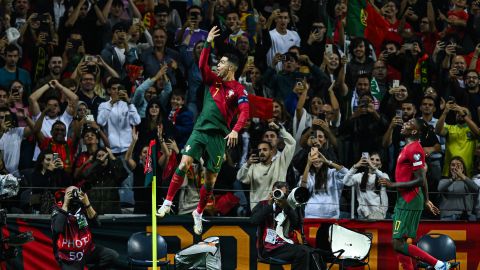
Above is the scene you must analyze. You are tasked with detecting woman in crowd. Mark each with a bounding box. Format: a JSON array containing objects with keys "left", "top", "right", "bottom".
[
  {"left": 343, "top": 152, "right": 389, "bottom": 219},
  {"left": 294, "top": 80, "right": 339, "bottom": 154},
  {"left": 299, "top": 147, "right": 347, "bottom": 218},
  {"left": 126, "top": 126, "right": 171, "bottom": 214},
  {"left": 272, "top": 99, "right": 292, "bottom": 134},
  {"left": 438, "top": 156, "right": 479, "bottom": 221},
  {"left": 80, "top": 147, "right": 128, "bottom": 214},
  {"left": 136, "top": 99, "right": 164, "bottom": 153},
  {"left": 320, "top": 48, "right": 348, "bottom": 97},
  {"left": 30, "top": 150, "right": 71, "bottom": 213},
  {"left": 379, "top": 84, "right": 410, "bottom": 120}
]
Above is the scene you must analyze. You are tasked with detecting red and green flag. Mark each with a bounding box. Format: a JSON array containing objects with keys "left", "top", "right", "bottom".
[
  {"left": 346, "top": 0, "right": 389, "bottom": 52},
  {"left": 144, "top": 138, "right": 158, "bottom": 268},
  {"left": 144, "top": 139, "right": 156, "bottom": 187}
]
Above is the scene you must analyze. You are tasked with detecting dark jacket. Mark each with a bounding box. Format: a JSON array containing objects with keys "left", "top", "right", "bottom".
[
  {"left": 100, "top": 44, "right": 139, "bottom": 80},
  {"left": 80, "top": 158, "right": 128, "bottom": 214}
]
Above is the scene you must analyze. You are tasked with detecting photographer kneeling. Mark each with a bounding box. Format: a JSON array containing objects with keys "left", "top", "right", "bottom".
[
  {"left": 51, "top": 186, "right": 119, "bottom": 270},
  {"left": 250, "top": 181, "right": 319, "bottom": 270}
]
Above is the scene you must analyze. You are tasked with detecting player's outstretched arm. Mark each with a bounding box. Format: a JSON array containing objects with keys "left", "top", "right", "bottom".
[
  {"left": 199, "top": 26, "right": 221, "bottom": 85},
  {"left": 378, "top": 168, "right": 425, "bottom": 189}
]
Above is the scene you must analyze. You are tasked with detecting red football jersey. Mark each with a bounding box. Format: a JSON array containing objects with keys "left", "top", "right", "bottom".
[{"left": 395, "top": 140, "right": 425, "bottom": 204}]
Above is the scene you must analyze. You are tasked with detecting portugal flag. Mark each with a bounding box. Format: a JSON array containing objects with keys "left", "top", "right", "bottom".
[
  {"left": 144, "top": 139, "right": 156, "bottom": 187},
  {"left": 248, "top": 94, "right": 273, "bottom": 120},
  {"left": 346, "top": 0, "right": 389, "bottom": 53},
  {"left": 144, "top": 138, "right": 159, "bottom": 268}
]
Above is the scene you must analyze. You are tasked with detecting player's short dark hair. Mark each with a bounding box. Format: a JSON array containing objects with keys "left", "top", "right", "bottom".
[
  {"left": 413, "top": 118, "right": 429, "bottom": 138},
  {"left": 223, "top": 53, "right": 240, "bottom": 69}
]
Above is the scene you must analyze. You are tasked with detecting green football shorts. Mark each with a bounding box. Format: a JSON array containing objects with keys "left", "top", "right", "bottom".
[{"left": 181, "top": 130, "right": 225, "bottom": 173}]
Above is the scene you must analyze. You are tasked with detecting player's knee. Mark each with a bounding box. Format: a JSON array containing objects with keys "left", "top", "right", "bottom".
[
  {"left": 178, "top": 160, "right": 192, "bottom": 171},
  {"left": 392, "top": 239, "right": 405, "bottom": 253}
]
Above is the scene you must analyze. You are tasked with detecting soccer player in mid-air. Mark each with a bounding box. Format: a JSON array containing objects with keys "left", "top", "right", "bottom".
[
  {"left": 156, "top": 26, "right": 249, "bottom": 235},
  {"left": 380, "top": 118, "right": 458, "bottom": 270}
]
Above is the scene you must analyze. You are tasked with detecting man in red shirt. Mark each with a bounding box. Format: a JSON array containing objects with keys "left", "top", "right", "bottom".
[
  {"left": 34, "top": 106, "right": 79, "bottom": 174},
  {"left": 380, "top": 119, "right": 457, "bottom": 270}
]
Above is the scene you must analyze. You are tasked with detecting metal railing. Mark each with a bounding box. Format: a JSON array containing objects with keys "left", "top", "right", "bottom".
[{"left": 2, "top": 185, "right": 478, "bottom": 221}]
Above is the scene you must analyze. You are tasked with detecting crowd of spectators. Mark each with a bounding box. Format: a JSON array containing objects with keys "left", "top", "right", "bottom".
[{"left": 0, "top": 0, "right": 480, "bottom": 221}]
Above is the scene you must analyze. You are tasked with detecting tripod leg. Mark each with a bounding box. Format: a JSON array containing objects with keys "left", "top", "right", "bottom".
[{"left": 310, "top": 251, "right": 326, "bottom": 270}]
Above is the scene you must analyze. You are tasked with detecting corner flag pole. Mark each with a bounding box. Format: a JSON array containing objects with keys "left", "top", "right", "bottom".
[{"left": 152, "top": 174, "right": 157, "bottom": 269}]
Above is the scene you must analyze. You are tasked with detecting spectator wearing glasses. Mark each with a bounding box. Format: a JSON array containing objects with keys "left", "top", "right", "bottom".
[
  {"left": 302, "top": 20, "right": 327, "bottom": 66},
  {"left": 464, "top": 70, "right": 480, "bottom": 124},
  {"left": 371, "top": 60, "right": 389, "bottom": 101},
  {"left": 417, "top": 1, "right": 439, "bottom": 55},
  {"left": 76, "top": 72, "right": 106, "bottom": 119}
]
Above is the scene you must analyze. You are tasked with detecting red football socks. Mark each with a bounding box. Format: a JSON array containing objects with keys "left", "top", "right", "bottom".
[
  {"left": 407, "top": 244, "right": 438, "bottom": 266},
  {"left": 165, "top": 168, "right": 186, "bottom": 201},
  {"left": 196, "top": 185, "right": 213, "bottom": 214}
]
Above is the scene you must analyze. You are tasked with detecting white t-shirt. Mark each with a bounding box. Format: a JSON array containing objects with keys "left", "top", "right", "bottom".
[
  {"left": 32, "top": 110, "right": 74, "bottom": 160},
  {"left": 0, "top": 127, "right": 25, "bottom": 175},
  {"left": 266, "top": 29, "right": 301, "bottom": 70}
]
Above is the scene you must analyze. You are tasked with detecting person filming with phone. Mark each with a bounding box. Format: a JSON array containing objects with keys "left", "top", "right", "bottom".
[
  {"left": 237, "top": 121, "right": 295, "bottom": 210},
  {"left": 435, "top": 99, "right": 480, "bottom": 177},
  {"left": 51, "top": 186, "right": 119, "bottom": 270}
]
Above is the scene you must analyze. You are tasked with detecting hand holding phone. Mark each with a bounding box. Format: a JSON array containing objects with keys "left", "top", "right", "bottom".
[
  {"left": 393, "top": 80, "right": 400, "bottom": 88},
  {"left": 325, "top": 44, "right": 333, "bottom": 55}
]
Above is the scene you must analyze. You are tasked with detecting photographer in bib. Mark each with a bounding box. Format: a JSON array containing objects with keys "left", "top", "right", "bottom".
[{"left": 51, "top": 186, "right": 118, "bottom": 270}]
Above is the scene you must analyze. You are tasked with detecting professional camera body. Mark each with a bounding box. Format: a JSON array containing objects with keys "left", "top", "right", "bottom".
[
  {"left": 272, "top": 187, "right": 309, "bottom": 208},
  {"left": 0, "top": 174, "right": 34, "bottom": 261}
]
